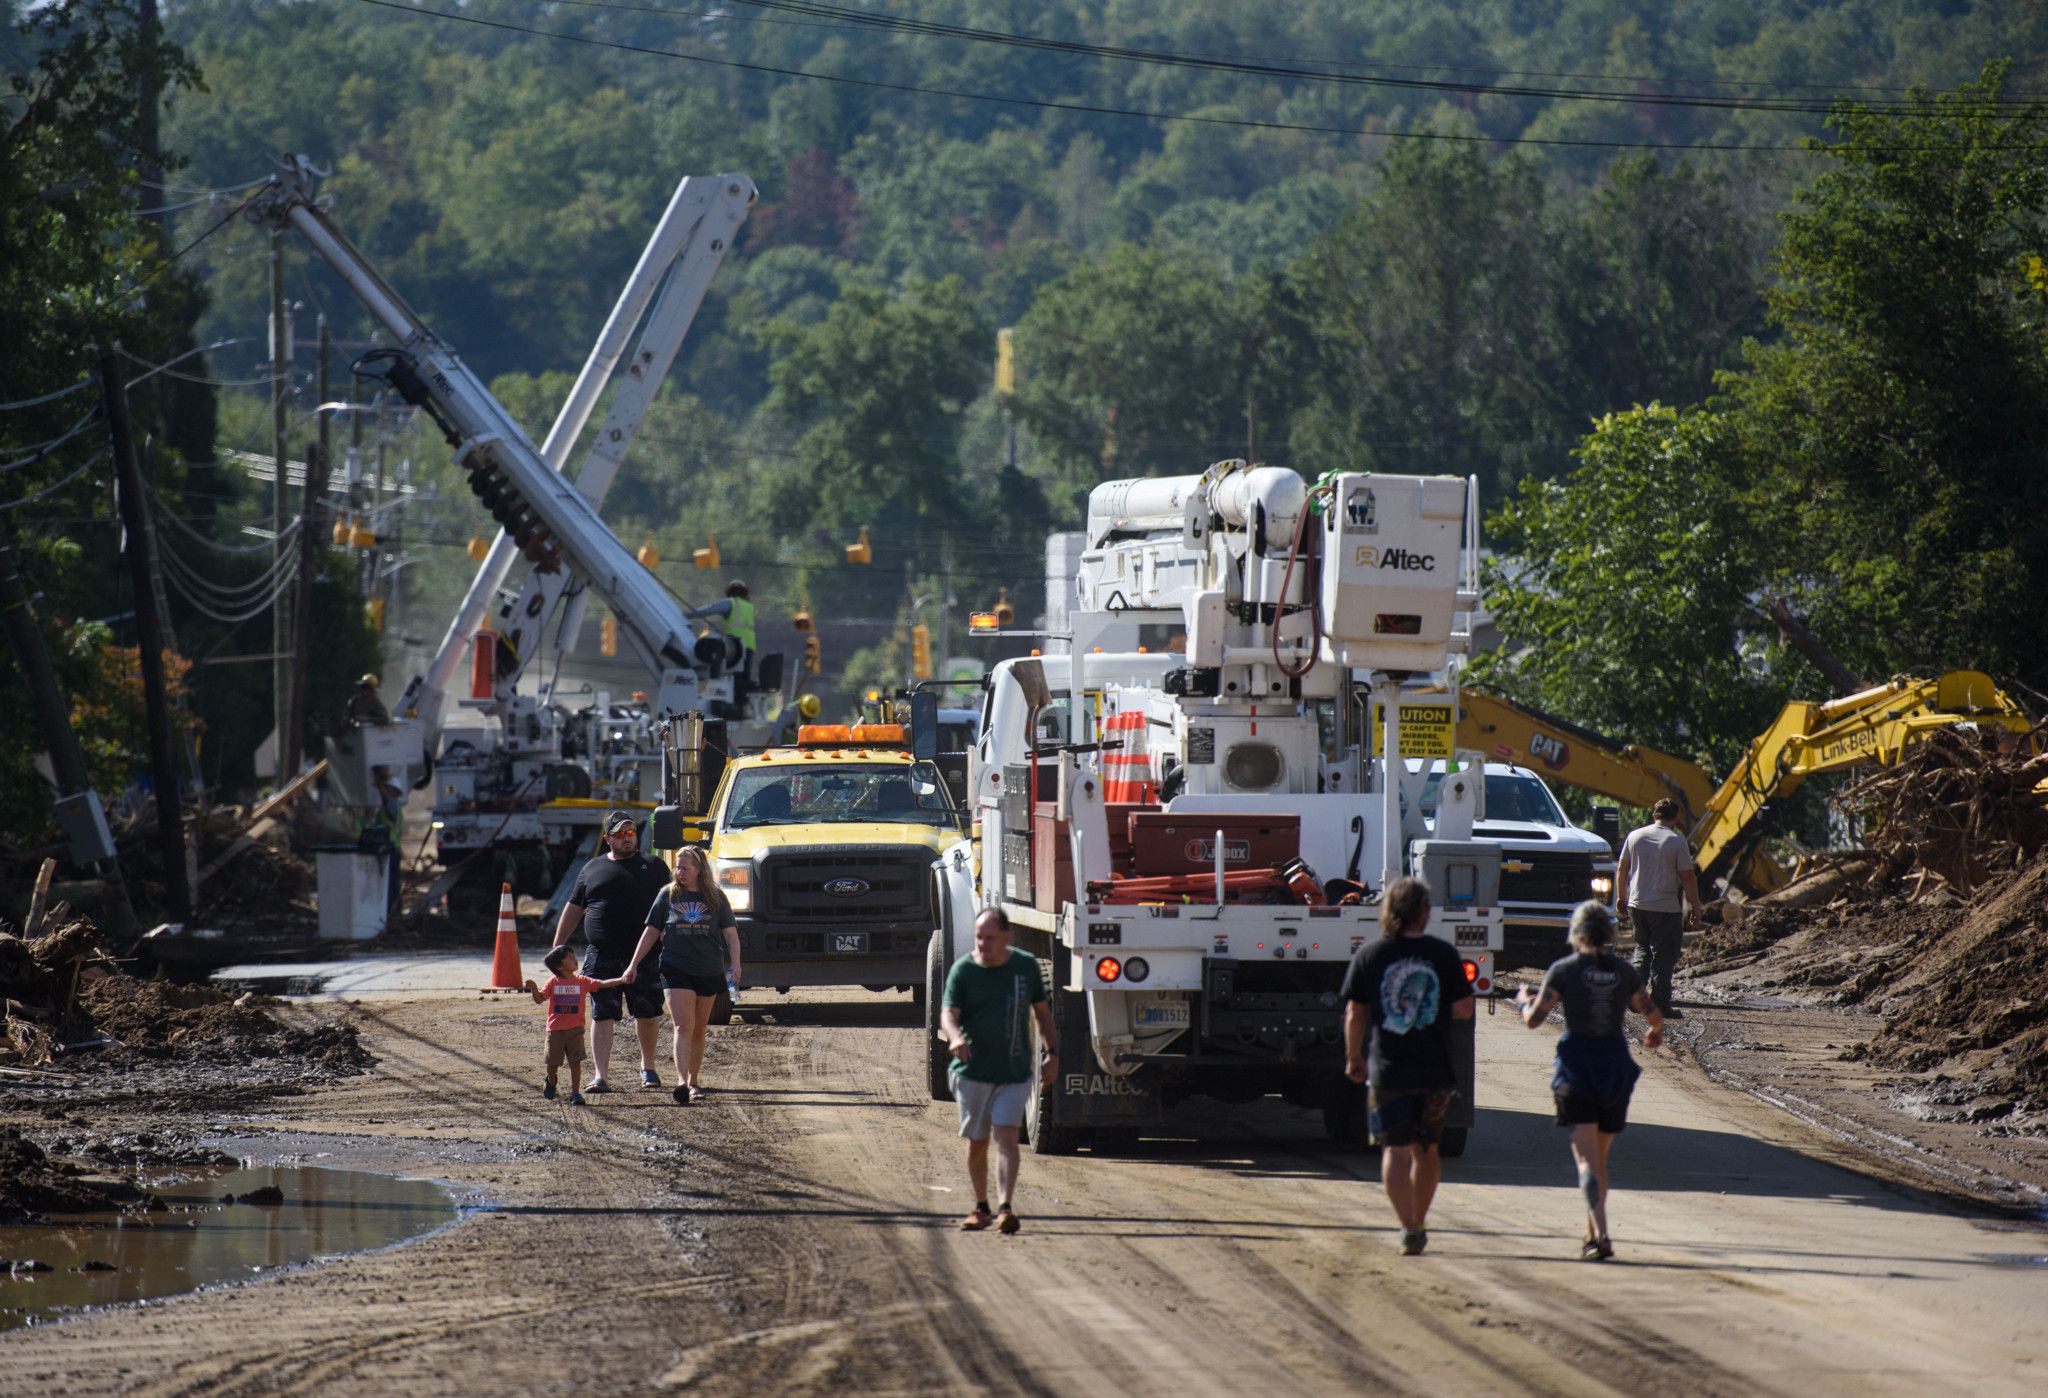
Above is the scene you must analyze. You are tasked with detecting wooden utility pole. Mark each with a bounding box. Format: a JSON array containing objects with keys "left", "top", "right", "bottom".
[
  {"left": 282, "top": 442, "right": 330, "bottom": 778},
  {"left": 100, "top": 347, "right": 191, "bottom": 921},
  {"left": 270, "top": 230, "right": 292, "bottom": 783}
]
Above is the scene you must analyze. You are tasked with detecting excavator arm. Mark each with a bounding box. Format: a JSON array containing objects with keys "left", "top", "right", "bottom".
[
  {"left": 1453, "top": 691, "right": 1716, "bottom": 824},
  {"left": 1691, "top": 670, "right": 2033, "bottom": 888}
]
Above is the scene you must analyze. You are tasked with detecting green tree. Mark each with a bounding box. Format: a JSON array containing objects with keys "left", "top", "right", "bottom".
[
  {"left": 1720, "top": 62, "right": 2048, "bottom": 694},
  {"left": 1471, "top": 405, "right": 1793, "bottom": 769}
]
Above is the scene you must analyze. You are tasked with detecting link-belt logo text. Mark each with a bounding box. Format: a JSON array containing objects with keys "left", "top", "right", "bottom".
[{"left": 1353, "top": 546, "right": 1436, "bottom": 571}]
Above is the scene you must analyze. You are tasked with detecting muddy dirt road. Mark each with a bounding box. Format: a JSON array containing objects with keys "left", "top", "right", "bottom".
[{"left": 3, "top": 978, "right": 2043, "bottom": 1396}]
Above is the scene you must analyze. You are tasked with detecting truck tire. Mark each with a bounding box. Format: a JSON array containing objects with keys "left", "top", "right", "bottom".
[
  {"left": 925, "top": 935, "right": 954, "bottom": 1102},
  {"left": 1025, "top": 950, "right": 1087, "bottom": 1156},
  {"left": 1438, "top": 1126, "right": 1468, "bottom": 1159},
  {"left": 709, "top": 989, "right": 734, "bottom": 1027}
]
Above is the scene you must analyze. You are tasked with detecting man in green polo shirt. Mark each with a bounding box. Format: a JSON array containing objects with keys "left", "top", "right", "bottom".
[{"left": 941, "top": 907, "right": 1057, "bottom": 1235}]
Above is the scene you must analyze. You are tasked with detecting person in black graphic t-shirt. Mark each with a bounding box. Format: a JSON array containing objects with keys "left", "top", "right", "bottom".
[
  {"left": 626, "top": 846, "right": 740, "bottom": 1105},
  {"left": 1516, "top": 900, "right": 1665, "bottom": 1261},
  {"left": 551, "top": 811, "right": 671, "bottom": 1093},
  {"left": 1340, "top": 877, "right": 1474, "bottom": 1257}
]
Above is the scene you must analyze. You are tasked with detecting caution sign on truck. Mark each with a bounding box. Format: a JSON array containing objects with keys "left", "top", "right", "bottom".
[{"left": 1368, "top": 701, "right": 1455, "bottom": 759}]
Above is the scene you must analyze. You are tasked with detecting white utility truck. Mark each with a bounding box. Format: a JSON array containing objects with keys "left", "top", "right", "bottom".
[{"left": 929, "top": 462, "right": 1504, "bottom": 1155}]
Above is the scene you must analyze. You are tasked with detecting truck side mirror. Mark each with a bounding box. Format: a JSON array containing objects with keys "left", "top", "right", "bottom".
[
  {"left": 910, "top": 691, "right": 938, "bottom": 761},
  {"left": 650, "top": 805, "right": 684, "bottom": 850},
  {"left": 1590, "top": 806, "right": 1621, "bottom": 854}
]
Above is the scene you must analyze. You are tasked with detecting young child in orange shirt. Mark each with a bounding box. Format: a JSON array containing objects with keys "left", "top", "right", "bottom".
[{"left": 526, "top": 944, "right": 633, "bottom": 1104}]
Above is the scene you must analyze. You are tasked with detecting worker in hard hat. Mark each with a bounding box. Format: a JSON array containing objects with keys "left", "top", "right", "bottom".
[{"left": 347, "top": 673, "right": 391, "bottom": 727}]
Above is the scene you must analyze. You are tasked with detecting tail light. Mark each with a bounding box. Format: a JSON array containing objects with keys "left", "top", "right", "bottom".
[{"left": 1096, "top": 957, "right": 1122, "bottom": 983}]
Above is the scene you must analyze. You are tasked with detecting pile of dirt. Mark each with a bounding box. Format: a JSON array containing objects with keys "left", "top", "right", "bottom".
[
  {"left": 1683, "top": 731, "right": 2048, "bottom": 1125},
  {"left": 1, "top": 912, "right": 371, "bottom": 1075},
  {"left": 0, "top": 1126, "right": 156, "bottom": 1223}
]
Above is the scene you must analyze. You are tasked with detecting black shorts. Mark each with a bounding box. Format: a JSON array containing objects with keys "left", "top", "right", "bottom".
[
  {"left": 663, "top": 968, "right": 725, "bottom": 998},
  {"left": 582, "top": 950, "right": 665, "bottom": 1021},
  {"left": 1554, "top": 1089, "right": 1630, "bottom": 1134},
  {"left": 1368, "top": 1088, "right": 1455, "bottom": 1148}
]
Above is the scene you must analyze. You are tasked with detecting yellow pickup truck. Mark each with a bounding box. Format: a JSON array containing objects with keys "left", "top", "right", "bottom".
[{"left": 681, "top": 723, "right": 970, "bottom": 1004}]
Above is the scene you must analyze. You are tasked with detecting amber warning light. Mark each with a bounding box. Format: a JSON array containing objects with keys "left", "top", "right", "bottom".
[{"left": 969, "top": 611, "right": 999, "bottom": 633}]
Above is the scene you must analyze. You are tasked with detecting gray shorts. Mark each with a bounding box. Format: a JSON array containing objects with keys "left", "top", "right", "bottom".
[{"left": 954, "top": 1077, "right": 1032, "bottom": 1141}]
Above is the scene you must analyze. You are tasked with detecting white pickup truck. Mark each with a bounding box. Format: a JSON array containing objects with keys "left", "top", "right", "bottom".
[{"left": 1422, "top": 760, "right": 1614, "bottom": 969}]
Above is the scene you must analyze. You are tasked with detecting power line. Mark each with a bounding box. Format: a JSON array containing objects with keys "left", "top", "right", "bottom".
[
  {"left": 0, "top": 406, "right": 104, "bottom": 473},
  {"left": 714, "top": 0, "right": 2044, "bottom": 119},
  {"left": 0, "top": 454, "right": 106, "bottom": 512},
  {"left": 545, "top": 0, "right": 2036, "bottom": 102},
  {"left": 351, "top": 0, "right": 1970, "bottom": 155},
  {"left": 0, "top": 378, "right": 94, "bottom": 414}
]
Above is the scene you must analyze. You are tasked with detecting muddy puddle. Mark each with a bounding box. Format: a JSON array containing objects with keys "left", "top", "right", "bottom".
[{"left": 0, "top": 1165, "right": 457, "bottom": 1330}]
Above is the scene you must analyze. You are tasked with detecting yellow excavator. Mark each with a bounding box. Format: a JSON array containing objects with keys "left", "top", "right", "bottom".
[
  {"left": 1454, "top": 671, "right": 2033, "bottom": 896},
  {"left": 1688, "top": 670, "right": 2033, "bottom": 892}
]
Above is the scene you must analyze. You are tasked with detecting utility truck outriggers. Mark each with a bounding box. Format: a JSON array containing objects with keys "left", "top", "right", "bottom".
[{"left": 929, "top": 463, "right": 1504, "bottom": 1155}]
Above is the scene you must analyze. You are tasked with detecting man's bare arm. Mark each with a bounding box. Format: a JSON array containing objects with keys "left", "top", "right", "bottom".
[{"left": 553, "top": 901, "right": 584, "bottom": 949}]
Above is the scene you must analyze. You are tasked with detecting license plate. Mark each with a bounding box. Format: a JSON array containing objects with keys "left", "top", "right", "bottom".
[
  {"left": 1132, "top": 997, "right": 1189, "bottom": 1029},
  {"left": 831, "top": 933, "right": 867, "bottom": 953}
]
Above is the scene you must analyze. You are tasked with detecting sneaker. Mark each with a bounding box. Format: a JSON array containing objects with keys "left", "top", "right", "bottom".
[
  {"left": 1399, "top": 1229, "right": 1427, "bottom": 1256},
  {"left": 1595, "top": 1237, "right": 1614, "bottom": 1261},
  {"left": 1661, "top": 1006, "right": 1686, "bottom": 1021},
  {"left": 585, "top": 1078, "right": 614, "bottom": 1094},
  {"left": 567, "top": 1091, "right": 586, "bottom": 1105},
  {"left": 641, "top": 1069, "right": 661, "bottom": 1089},
  {"left": 996, "top": 1209, "right": 1021, "bottom": 1236},
  {"left": 672, "top": 1085, "right": 691, "bottom": 1106},
  {"left": 959, "top": 1208, "right": 994, "bottom": 1232},
  {"left": 542, "top": 1082, "right": 557, "bottom": 1100},
  {"left": 687, "top": 1084, "right": 705, "bottom": 1104}
]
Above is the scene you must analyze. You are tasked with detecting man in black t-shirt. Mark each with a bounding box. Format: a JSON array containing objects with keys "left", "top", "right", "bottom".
[
  {"left": 1340, "top": 877, "right": 1475, "bottom": 1256},
  {"left": 552, "top": 811, "right": 670, "bottom": 1092}
]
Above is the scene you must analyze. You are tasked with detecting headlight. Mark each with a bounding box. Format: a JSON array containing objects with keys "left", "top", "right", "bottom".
[
  {"left": 1590, "top": 875, "right": 1613, "bottom": 895},
  {"left": 715, "top": 858, "right": 752, "bottom": 912}
]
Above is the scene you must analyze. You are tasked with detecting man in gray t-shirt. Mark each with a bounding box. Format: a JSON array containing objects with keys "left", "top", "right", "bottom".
[{"left": 1615, "top": 799, "right": 1702, "bottom": 1017}]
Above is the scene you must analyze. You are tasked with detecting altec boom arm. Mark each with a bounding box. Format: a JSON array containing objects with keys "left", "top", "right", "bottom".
[{"left": 245, "top": 159, "right": 750, "bottom": 720}]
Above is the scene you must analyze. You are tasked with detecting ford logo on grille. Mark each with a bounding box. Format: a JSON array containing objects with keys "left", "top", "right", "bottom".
[{"left": 824, "top": 877, "right": 870, "bottom": 898}]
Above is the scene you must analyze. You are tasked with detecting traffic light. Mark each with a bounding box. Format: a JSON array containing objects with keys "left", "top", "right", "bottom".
[
  {"left": 792, "top": 608, "right": 814, "bottom": 633},
  {"left": 366, "top": 596, "right": 385, "bottom": 632},
  {"left": 803, "top": 632, "right": 821, "bottom": 674},
  {"left": 994, "top": 587, "right": 1015, "bottom": 627},
  {"left": 845, "top": 525, "right": 872, "bottom": 565},
  {"left": 692, "top": 532, "right": 719, "bottom": 570},
  {"left": 600, "top": 615, "right": 618, "bottom": 657},
  {"left": 911, "top": 623, "right": 933, "bottom": 679},
  {"left": 638, "top": 530, "right": 661, "bottom": 569},
  {"left": 466, "top": 527, "right": 490, "bottom": 562}
]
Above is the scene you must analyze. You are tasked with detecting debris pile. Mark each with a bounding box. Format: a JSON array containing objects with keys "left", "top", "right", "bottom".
[
  {"left": 1684, "top": 729, "right": 2048, "bottom": 1125},
  {"left": 0, "top": 1126, "right": 157, "bottom": 1223},
  {"left": 1837, "top": 724, "right": 2048, "bottom": 897},
  {"left": 1, "top": 911, "right": 371, "bottom": 1074}
]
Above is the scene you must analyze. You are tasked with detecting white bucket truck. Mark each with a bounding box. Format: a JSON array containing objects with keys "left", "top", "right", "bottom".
[{"left": 928, "top": 462, "right": 1503, "bottom": 1155}]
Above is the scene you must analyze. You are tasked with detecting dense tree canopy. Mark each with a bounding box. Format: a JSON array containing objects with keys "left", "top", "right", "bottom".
[{"left": 10, "top": 0, "right": 2048, "bottom": 841}]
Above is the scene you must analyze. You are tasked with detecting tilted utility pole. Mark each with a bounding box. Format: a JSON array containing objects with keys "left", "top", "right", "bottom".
[
  {"left": 270, "top": 230, "right": 292, "bottom": 783},
  {"left": 101, "top": 347, "right": 191, "bottom": 921},
  {"left": 282, "top": 441, "right": 330, "bottom": 779}
]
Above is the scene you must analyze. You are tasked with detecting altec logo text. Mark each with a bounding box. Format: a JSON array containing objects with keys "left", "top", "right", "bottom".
[{"left": 1353, "top": 547, "right": 1436, "bottom": 571}]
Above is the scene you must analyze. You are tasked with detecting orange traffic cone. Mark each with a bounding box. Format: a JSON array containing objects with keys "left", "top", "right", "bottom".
[{"left": 486, "top": 882, "right": 524, "bottom": 991}]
